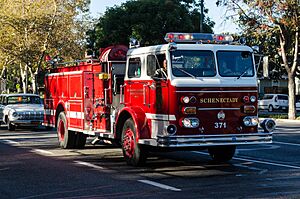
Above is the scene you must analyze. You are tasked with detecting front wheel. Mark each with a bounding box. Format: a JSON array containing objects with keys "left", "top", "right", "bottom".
[
  {"left": 57, "top": 112, "right": 76, "bottom": 149},
  {"left": 208, "top": 145, "right": 236, "bottom": 163},
  {"left": 74, "top": 132, "right": 87, "bottom": 149},
  {"left": 7, "top": 119, "right": 15, "bottom": 131},
  {"left": 121, "top": 118, "right": 148, "bottom": 166}
]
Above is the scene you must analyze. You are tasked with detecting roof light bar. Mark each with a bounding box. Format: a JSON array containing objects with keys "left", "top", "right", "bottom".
[{"left": 164, "top": 32, "right": 234, "bottom": 44}]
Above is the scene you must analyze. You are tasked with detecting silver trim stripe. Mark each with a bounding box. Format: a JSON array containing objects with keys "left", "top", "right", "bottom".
[
  {"left": 67, "top": 111, "right": 84, "bottom": 119},
  {"left": 176, "top": 90, "right": 257, "bottom": 93},
  {"left": 146, "top": 113, "right": 176, "bottom": 121},
  {"left": 45, "top": 110, "right": 84, "bottom": 120},
  {"left": 46, "top": 71, "right": 83, "bottom": 76},
  {"left": 198, "top": 108, "right": 240, "bottom": 111}
]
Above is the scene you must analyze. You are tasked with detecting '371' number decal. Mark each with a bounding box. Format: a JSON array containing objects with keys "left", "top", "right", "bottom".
[{"left": 214, "top": 122, "right": 227, "bottom": 128}]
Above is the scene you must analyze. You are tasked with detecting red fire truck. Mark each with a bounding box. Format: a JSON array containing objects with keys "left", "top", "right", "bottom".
[{"left": 44, "top": 33, "right": 275, "bottom": 166}]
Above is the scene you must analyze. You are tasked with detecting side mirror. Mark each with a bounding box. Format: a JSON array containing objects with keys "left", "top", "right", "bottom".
[
  {"left": 168, "top": 42, "right": 177, "bottom": 51},
  {"left": 252, "top": 46, "right": 260, "bottom": 53}
]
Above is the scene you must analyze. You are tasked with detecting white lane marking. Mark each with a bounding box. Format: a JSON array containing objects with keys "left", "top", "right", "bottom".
[
  {"left": 233, "top": 156, "right": 300, "bottom": 169},
  {"left": 138, "top": 180, "right": 181, "bottom": 192},
  {"left": 32, "top": 149, "right": 54, "bottom": 155},
  {"left": 74, "top": 161, "right": 104, "bottom": 170},
  {"left": 193, "top": 151, "right": 300, "bottom": 169},
  {"left": 2, "top": 140, "right": 19, "bottom": 145},
  {"left": 273, "top": 141, "right": 300, "bottom": 147}
]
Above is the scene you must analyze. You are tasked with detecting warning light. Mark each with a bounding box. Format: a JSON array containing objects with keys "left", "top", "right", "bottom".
[{"left": 164, "top": 33, "right": 234, "bottom": 44}]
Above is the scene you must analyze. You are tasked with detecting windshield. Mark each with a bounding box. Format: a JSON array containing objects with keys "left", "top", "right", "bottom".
[
  {"left": 171, "top": 50, "right": 216, "bottom": 77},
  {"left": 217, "top": 51, "right": 254, "bottom": 77},
  {"left": 7, "top": 96, "right": 42, "bottom": 105}
]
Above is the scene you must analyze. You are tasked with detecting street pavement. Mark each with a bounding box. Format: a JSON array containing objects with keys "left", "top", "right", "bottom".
[{"left": 0, "top": 121, "right": 300, "bottom": 199}]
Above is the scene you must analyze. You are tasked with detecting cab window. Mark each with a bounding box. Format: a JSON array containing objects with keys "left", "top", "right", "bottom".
[
  {"left": 128, "top": 57, "right": 141, "bottom": 78},
  {"left": 171, "top": 50, "right": 216, "bottom": 77},
  {"left": 217, "top": 51, "right": 254, "bottom": 77},
  {"left": 147, "top": 54, "right": 165, "bottom": 77}
]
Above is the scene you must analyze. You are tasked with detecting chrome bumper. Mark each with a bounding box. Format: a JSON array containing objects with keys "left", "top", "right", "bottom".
[
  {"left": 11, "top": 120, "right": 43, "bottom": 126},
  {"left": 139, "top": 132, "right": 272, "bottom": 147}
]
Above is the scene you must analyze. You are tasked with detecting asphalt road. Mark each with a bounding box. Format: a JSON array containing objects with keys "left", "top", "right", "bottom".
[{"left": 0, "top": 120, "right": 300, "bottom": 199}]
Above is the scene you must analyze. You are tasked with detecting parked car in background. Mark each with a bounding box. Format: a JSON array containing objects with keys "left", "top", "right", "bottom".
[
  {"left": 1, "top": 94, "right": 44, "bottom": 131},
  {"left": 258, "top": 94, "right": 289, "bottom": 112},
  {"left": 296, "top": 99, "right": 300, "bottom": 112}
]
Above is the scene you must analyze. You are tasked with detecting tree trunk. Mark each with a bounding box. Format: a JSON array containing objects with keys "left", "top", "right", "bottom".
[
  {"left": 288, "top": 73, "right": 296, "bottom": 120},
  {"left": 28, "top": 67, "right": 37, "bottom": 94},
  {"left": 20, "top": 63, "right": 28, "bottom": 94}
]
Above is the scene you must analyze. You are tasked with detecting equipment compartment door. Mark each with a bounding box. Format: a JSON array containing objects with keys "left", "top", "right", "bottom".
[{"left": 83, "top": 72, "right": 94, "bottom": 130}]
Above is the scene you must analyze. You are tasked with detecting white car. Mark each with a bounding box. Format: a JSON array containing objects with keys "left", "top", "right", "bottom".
[
  {"left": 1, "top": 94, "right": 44, "bottom": 131},
  {"left": 296, "top": 100, "right": 300, "bottom": 112},
  {"left": 258, "top": 94, "right": 289, "bottom": 112}
]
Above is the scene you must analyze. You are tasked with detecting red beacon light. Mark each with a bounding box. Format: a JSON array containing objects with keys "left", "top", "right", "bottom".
[
  {"left": 164, "top": 33, "right": 234, "bottom": 44},
  {"left": 214, "top": 34, "right": 234, "bottom": 43}
]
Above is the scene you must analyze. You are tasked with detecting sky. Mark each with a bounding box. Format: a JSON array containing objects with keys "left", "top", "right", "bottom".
[{"left": 89, "top": 0, "right": 239, "bottom": 34}]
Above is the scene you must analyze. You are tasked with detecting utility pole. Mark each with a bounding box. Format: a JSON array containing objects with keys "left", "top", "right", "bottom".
[{"left": 200, "top": 0, "right": 204, "bottom": 32}]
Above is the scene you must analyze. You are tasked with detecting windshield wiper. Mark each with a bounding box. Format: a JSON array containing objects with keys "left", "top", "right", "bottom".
[
  {"left": 172, "top": 64, "right": 196, "bottom": 79},
  {"left": 237, "top": 66, "right": 252, "bottom": 80}
]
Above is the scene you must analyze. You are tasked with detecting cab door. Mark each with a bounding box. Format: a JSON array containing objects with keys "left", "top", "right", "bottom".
[
  {"left": 125, "top": 57, "right": 144, "bottom": 108},
  {"left": 145, "top": 54, "right": 169, "bottom": 115}
]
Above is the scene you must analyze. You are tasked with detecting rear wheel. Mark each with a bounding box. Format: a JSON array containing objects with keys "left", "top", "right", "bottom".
[
  {"left": 57, "top": 112, "right": 76, "bottom": 149},
  {"left": 208, "top": 145, "right": 236, "bottom": 163},
  {"left": 121, "top": 118, "right": 147, "bottom": 166}
]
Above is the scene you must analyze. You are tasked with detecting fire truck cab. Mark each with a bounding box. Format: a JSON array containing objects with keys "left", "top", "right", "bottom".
[{"left": 44, "top": 33, "right": 274, "bottom": 166}]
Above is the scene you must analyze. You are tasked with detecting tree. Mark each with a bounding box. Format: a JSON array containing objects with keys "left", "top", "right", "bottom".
[
  {"left": 217, "top": 0, "right": 299, "bottom": 119},
  {"left": 87, "top": 0, "right": 215, "bottom": 49},
  {"left": 0, "top": 0, "right": 91, "bottom": 94}
]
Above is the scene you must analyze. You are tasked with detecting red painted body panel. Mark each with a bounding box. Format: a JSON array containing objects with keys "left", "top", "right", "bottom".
[{"left": 168, "top": 86, "right": 258, "bottom": 135}]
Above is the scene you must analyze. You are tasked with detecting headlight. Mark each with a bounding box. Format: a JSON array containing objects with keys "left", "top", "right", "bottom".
[
  {"left": 181, "top": 118, "right": 199, "bottom": 128},
  {"left": 250, "top": 96, "right": 256, "bottom": 102},
  {"left": 12, "top": 112, "right": 18, "bottom": 117},
  {"left": 243, "top": 116, "right": 259, "bottom": 126}
]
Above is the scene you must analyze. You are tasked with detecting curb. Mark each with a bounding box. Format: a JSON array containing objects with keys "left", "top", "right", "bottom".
[
  {"left": 259, "top": 118, "right": 300, "bottom": 124},
  {"left": 274, "top": 119, "right": 300, "bottom": 123}
]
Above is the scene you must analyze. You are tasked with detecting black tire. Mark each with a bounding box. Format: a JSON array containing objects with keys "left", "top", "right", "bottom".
[
  {"left": 121, "top": 118, "right": 148, "bottom": 166},
  {"left": 74, "top": 132, "right": 87, "bottom": 149},
  {"left": 208, "top": 145, "right": 236, "bottom": 163},
  {"left": 268, "top": 105, "right": 274, "bottom": 112},
  {"left": 57, "top": 112, "right": 76, "bottom": 149},
  {"left": 7, "top": 119, "right": 15, "bottom": 131},
  {"left": 45, "top": 126, "right": 53, "bottom": 131}
]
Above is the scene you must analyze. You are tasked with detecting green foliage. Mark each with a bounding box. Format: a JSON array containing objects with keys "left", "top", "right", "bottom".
[
  {"left": 0, "top": 0, "right": 91, "bottom": 92},
  {"left": 88, "top": 0, "right": 215, "bottom": 49}
]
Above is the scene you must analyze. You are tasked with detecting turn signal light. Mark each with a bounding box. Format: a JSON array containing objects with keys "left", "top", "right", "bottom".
[
  {"left": 243, "top": 105, "right": 256, "bottom": 113},
  {"left": 182, "top": 107, "right": 197, "bottom": 114}
]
